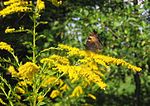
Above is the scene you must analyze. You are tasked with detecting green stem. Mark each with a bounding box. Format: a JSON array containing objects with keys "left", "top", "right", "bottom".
[
  {"left": 0, "top": 77, "right": 14, "bottom": 106},
  {"left": 33, "top": 78, "right": 40, "bottom": 106},
  {"left": 11, "top": 52, "right": 20, "bottom": 66},
  {"left": 32, "top": 15, "right": 36, "bottom": 63},
  {"left": 3, "top": 89, "right": 14, "bottom": 106},
  {"left": 33, "top": 91, "right": 37, "bottom": 106},
  {"left": 33, "top": 19, "right": 37, "bottom": 106}
]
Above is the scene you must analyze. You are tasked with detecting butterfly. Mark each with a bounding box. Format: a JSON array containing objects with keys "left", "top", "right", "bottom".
[{"left": 86, "top": 31, "right": 103, "bottom": 53}]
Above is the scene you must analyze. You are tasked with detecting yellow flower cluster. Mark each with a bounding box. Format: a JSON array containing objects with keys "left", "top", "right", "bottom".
[
  {"left": 58, "top": 44, "right": 86, "bottom": 57},
  {"left": 60, "top": 84, "right": 69, "bottom": 91},
  {"left": 0, "top": 0, "right": 32, "bottom": 17},
  {"left": 5, "top": 27, "right": 15, "bottom": 33},
  {"left": 58, "top": 44, "right": 142, "bottom": 72},
  {"left": 15, "top": 86, "right": 26, "bottom": 94},
  {"left": 41, "top": 44, "right": 142, "bottom": 91},
  {"left": 37, "top": 95, "right": 44, "bottom": 102},
  {"left": 97, "top": 57, "right": 142, "bottom": 72},
  {"left": 56, "top": 64, "right": 106, "bottom": 89},
  {"left": 0, "top": 42, "right": 14, "bottom": 52},
  {"left": 88, "top": 93, "right": 96, "bottom": 100},
  {"left": 36, "top": 0, "right": 45, "bottom": 11},
  {"left": 8, "top": 62, "right": 38, "bottom": 95},
  {"left": 42, "top": 75, "right": 69, "bottom": 99},
  {"left": 41, "top": 76, "right": 63, "bottom": 87},
  {"left": 8, "top": 62, "right": 39, "bottom": 80},
  {"left": 50, "top": 90, "right": 60, "bottom": 99},
  {"left": 70, "top": 86, "right": 83, "bottom": 97},
  {"left": 8, "top": 66, "right": 17, "bottom": 77},
  {"left": 18, "top": 80, "right": 32, "bottom": 87},
  {"left": 41, "top": 54, "right": 70, "bottom": 65},
  {"left": 41, "top": 54, "right": 107, "bottom": 89},
  {"left": 18, "top": 62, "right": 39, "bottom": 80}
]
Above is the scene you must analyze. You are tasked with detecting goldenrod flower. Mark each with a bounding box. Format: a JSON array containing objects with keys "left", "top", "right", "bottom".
[
  {"left": 93, "top": 55, "right": 142, "bottom": 72},
  {"left": 58, "top": 44, "right": 142, "bottom": 72},
  {"left": 41, "top": 54, "right": 70, "bottom": 65},
  {"left": 70, "top": 86, "right": 83, "bottom": 97},
  {"left": 41, "top": 76, "right": 62, "bottom": 87},
  {"left": 58, "top": 44, "right": 86, "bottom": 57},
  {"left": 88, "top": 94, "right": 96, "bottom": 100},
  {"left": 8, "top": 66, "right": 17, "bottom": 77},
  {"left": 15, "top": 86, "right": 25, "bottom": 94},
  {"left": 15, "top": 95, "right": 21, "bottom": 100},
  {"left": 41, "top": 55, "right": 107, "bottom": 89},
  {"left": 36, "top": 0, "right": 45, "bottom": 11},
  {"left": 41, "top": 44, "right": 142, "bottom": 89},
  {"left": 0, "top": 0, "right": 32, "bottom": 17},
  {"left": 50, "top": 90, "right": 60, "bottom": 99},
  {"left": 18, "top": 62, "right": 39, "bottom": 80},
  {"left": 56, "top": 65, "right": 79, "bottom": 81},
  {"left": 54, "top": 63, "right": 106, "bottom": 89},
  {"left": 0, "top": 42, "right": 14, "bottom": 52},
  {"left": 18, "top": 80, "right": 32, "bottom": 88},
  {"left": 5, "top": 27, "right": 15, "bottom": 33},
  {"left": 37, "top": 95, "right": 44, "bottom": 102},
  {"left": 18, "top": 81, "right": 27, "bottom": 87},
  {"left": 4, "top": 0, "right": 22, "bottom": 5},
  {"left": 60, "top": 84, "right": 69, "bottom": 91}
]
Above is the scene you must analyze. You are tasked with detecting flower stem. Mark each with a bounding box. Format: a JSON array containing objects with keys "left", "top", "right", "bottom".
[
  {"left": 11, "top": 52, "right": 20, "bottom": 66},
  {"left": 32, "top": 15, "right": 36, "bottom": 63}
]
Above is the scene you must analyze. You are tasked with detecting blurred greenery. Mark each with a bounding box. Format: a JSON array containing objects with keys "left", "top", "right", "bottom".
[{"left": 0, "top": 0, "right": 149, "bottom": 105}]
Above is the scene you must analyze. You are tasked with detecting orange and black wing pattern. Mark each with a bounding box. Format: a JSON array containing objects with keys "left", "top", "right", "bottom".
[{"left": 86, "top": 32, "right": 103, "bottom": 53}]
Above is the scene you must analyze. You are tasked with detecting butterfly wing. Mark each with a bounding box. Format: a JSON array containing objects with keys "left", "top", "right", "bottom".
[{"left": 86, "top": 33, "right": 103, "bottom": 52}]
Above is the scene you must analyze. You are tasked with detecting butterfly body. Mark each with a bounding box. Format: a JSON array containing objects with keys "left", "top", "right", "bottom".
[{"left": 86, "top": 32, "right": 102, "bottom": 53}]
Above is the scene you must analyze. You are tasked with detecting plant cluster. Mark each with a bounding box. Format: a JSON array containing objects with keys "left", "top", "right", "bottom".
[{"left": 0, "top": 0, "right": 147, "bottom": 106}]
